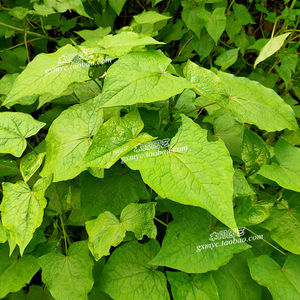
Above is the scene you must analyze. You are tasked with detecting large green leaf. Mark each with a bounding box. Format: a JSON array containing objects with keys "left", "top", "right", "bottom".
[
  {"left": 259, "top": 191, "right": 300, "bottom": 254},
  {"left": 184, "top": 60, "right": 297, "bottom": 131},
  {"left": 4, "top": 45, "right": 90, "bottom": 107},
  {"left": 212, "top": 250, "right": 262, "bottom": 300},
  {"left": 40, "top": 98, "right": 103, "bottom": 182},
  {"left": 86, "top": 202, "right": 156, "bottom": 260},
  {"left": 99, "top": 50, "right": 192, "bottom": 107},
  {"left": 38, "top": 241, "right": 94, "bottom": 300},
  {"left": 151, "top": 206, "right": 250, "bottom": 273},
  {"left": 80, "top": 165, "right": 150, "bottom": 217},
  {"left": 0, "top": 243, "right": 40, "bottom": 298},
  {"left": 0, "top": 177, "right": 51, "bottom": 255},
  {"left": 85, "top": 111, "right": 155, "bottom": 168},
  {"left": 0, "top": 112, "right": 45, "bottom": 157},
  {"left": 248, "top": 254, "right": 300, "bottom": 300},
  {"left": 100, "top": 240, "right": 170, "bottom": 300},
  {"left": 258, "top": 139, "right": 300, "bottom": 192},
  {"left": 124, "top": 114, "right": 237, "bottom": 230},
  {"left": 167, "top": 272, "right": 219, "bottom": 300}
]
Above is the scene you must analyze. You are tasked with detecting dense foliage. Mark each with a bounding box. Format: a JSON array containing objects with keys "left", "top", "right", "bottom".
[{"left": 0, "top": 0, "right": 299, "bottom": 299}]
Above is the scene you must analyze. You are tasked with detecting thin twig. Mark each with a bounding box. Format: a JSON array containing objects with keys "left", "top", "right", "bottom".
[
  {"left": 176, "top": 33, "right": 194, "bottom": 57},
  {"left": 24, "top": 30, "right": 30, "bottom": 62},
  {"left": 0, "top": 21, "right": 56, "bottom": 41},
  {"left": 0, "top": 37, "right": 42, "bottom": 52},
  {"left": 154, "top": 217, "right": 168, "bottom": 227},
  {"left": 59, "top": 215, "right": 68, "bottom": 255},
  {"left": 245, "top": 227, "right": 286, "bottom": 255}
]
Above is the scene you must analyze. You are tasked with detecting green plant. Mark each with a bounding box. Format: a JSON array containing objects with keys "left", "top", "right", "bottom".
[{"left": 0, "top": 0, "right": 299, "bottom": 299}]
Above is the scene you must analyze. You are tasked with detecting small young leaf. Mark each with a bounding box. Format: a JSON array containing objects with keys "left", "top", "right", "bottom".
[
  {"left": 86, "top": 202, "right": 156, "bottom": 260},
  {"left": 20, "top": 142, "right": 46, "bottom": 183},
  {"left": 254, "top": 33, "right": 291, "bottom": 68},
  {"left": 241, "top": 128, "right": 270, "bottom": 173},
  {"left": 0, "top": 112, "right": 45, "bottom": 157},
  {"left": 258, "top": 139, "right": 300, "bottom": 192},
  {"left": 133, "top": 11, "right": 171, "bottom": 24},
  {"left": 205, "top": 7, "right": 226, "bottom": 44},
  {"left": 108, "top": 0, "right": 126, "bottom": 15},
  {"left": 85, "top": 110, "right": 155, "bottom": 169},
  {"left": 215, "top": 48, "right": 239, "bottom": 70},
  {"left": 86, "top": 211, "right": 126, "bottom": 261},
  {"left": 120, "top": 202, "right": 157, "bottom": 240}
]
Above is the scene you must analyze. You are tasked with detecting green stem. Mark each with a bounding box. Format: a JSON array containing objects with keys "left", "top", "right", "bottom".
[
  {"left": 0, "top": 37, "right": 42, "bottom": 52},
  {"left": 91, "top": 78, "right": 102, "bottom": 90},
  {"left": 227, "top": 0, "right": 236, "bottom": 13},
  {"left": 59, "top": 215, "right": 68, "bottom": 255},
  {"left": 280, "top": 0, "right": 297, "bottom": 34},
  {"left": 154, "top": 217, "right": 168, "bottom": 227},
  {"left": 245, "top": 227, "right": 286, "bottom": 255},
  {"left": 0, "top": 21, "right": 56, "bottom": 41}
]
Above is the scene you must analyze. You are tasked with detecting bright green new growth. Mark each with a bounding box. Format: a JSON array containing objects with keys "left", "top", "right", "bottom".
[
  {"left": 85, "top": 110, "right": 155, "bottom": 168},
  {"left": 86, "top": 202, "right": 156, "bottom": 260},
  {"left": 4, "top": 45, "right": 91, "bottom": 107}
]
